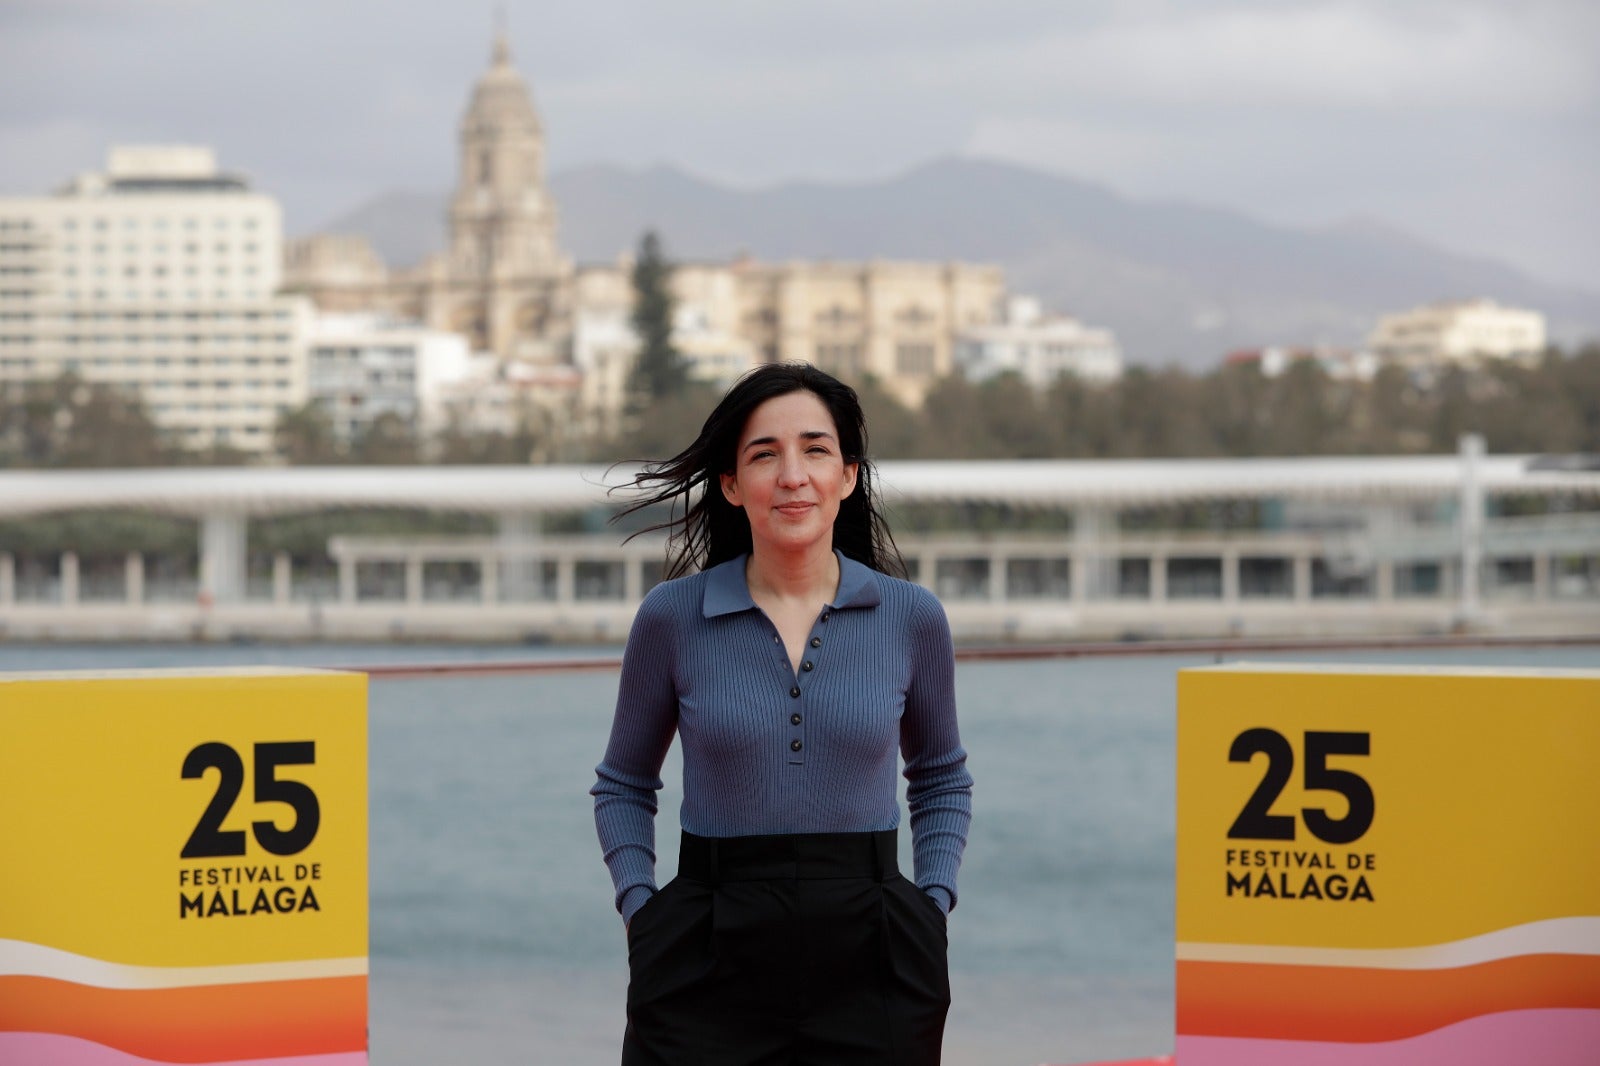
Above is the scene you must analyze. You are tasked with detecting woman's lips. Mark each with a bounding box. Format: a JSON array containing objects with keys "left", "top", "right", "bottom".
[{"left": 775, "top": 502, "right": 814, "bottom": 516}]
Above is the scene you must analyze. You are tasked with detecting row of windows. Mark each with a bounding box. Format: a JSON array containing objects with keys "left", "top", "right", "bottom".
[
  {"left": 310, "top": 346, "right": 421, "bottom": 361},
  {"left": 0, "top": 356, "right": 293, "bottom": 380},
  {"left": 814, "top": 342, "right": 863, "bottom": 374},
  {"left": 149, "top": 403, "right": 279, "bottom": 415},
  {"left": 168, "top": 424, "right": 273, "bottom": 440},
  {"left": 1018, "top": 342, "right": 1114, "bottom": 358},
  {"left": 58, "top": 289, "right": 270, "bottom": 302},
  {"left": 56, "top": 241, "right": 262, "bottom": 257},
  {"left": 310, "top": 371, "right": 417, "bottom": 388},
  {"left": 815, "top": 306, "right": 861, "bottom": 328},
  {"left": 59, "top": 216, "right": 261, "bottom": 233},
  {"left": 808, "top": 305, "right": 938, "bottom": 328},
  {"left": 61, "top": 265, "right": 260, "bottom": 279},
  {"left": 896, "top": 343, "right": 937, "bottom": 376},
  {"left": 0, "top": 334, "right": 293, "bottom": 347},
  {"left": 50, "top": 309, "right": 291, "bottom": 323},
  {"left": 0, "top": 353, "right": 293, "bottom": 370},
  {"left": 149, "top": 380, "right": 296, "bottom": 391},
  {"left": 320, "top": 394, "right": 420, "bottom": 412}
]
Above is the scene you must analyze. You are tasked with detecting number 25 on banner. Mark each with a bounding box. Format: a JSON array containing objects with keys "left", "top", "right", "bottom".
[
  {"left": 182, "top": 741, "right": 321, "bottom": 859},
  {"left": 1227, "top": 729, "right": 1374, "bottom": 845}
]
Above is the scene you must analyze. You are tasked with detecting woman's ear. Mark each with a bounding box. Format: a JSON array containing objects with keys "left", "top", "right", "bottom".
[
  {"left": 840, "top": 462, "right": 859, "bottom": 500},
  {"left": 719, "top": 470, "right": 741, "bottom": 508}
]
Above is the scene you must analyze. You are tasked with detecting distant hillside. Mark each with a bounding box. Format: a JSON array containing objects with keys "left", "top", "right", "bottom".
[{"left": 314, "top": 156, "right": 1600, "bottom": 368}]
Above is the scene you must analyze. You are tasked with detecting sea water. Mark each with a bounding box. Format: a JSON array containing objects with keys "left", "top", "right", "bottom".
[{"left": 2, "top": 642, "right": 1593, "bottom": 1065}]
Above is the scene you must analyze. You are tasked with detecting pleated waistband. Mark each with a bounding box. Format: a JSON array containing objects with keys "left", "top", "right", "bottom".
[{"left": 678, "top": 829, "right": 898, "bottom": 883}]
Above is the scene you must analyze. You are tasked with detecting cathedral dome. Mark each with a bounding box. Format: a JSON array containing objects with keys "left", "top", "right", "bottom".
[{"left": 462, "top": 31, "right": 541, "bottom": 136}]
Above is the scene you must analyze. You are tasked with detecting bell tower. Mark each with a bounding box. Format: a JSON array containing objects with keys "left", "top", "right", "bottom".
[
  {"left": 448, "top": 26, "right": 561, "bottom": 281},
  {"left": 435, "top": 21, "right": 572, "bottom": 364}
]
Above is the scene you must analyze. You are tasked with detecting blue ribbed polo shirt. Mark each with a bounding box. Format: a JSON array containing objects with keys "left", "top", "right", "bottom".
[{"left": 592, "top": 551, "right": 974, "bottom": 925}]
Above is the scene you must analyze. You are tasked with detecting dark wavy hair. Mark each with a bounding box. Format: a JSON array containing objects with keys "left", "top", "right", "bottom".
[{"left": 613, "top": 363, "right": 906, "bottom": 580}]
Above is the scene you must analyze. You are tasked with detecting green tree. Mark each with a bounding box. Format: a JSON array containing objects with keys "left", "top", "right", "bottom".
[
  {"left": 1360, "top": 364, "right": 1422, "bottom": 453},
  {"left": 0, "top": 511, "right": 194, "bottom": 556},
  {"left": 1557, "top": 344, "right": 1600, "bottom": 451},
  {"left": 914, "top": 374, "right": 987, "bottom": 457},
  {"left": 605, "top": 382, "right": 721, "bottom": 461},
  {"left": 1426, "top": 366, "right": 1478, "bottom": 451},
  {"left": 627, "top": 230, "right": 690, "bottom": 411},
  {"left": 1260, "top": 361, "right": 1339, "bottom": 455},
  {"left": 853, "top": 375, "right": 921, "bottom": 459},
  {"left": 1199, "top": 364, "right": 1272, "bottom": 456},
  {"left": 434, "top": 407, "right": 540, "bottom": 464},
  {"left": 0, "top": 373, "right": 171, "bottom": 468},
  {"left": 274, "top": 401, "right": 343, "bottom": 465},
  {"left": 1042, "top": 373, "right": 1121, "bottom": 457},
  {"left": 977, "top": 372, "right": 1054, "bottom": 458},
  {"left": 1103, "top": 366, "right": 1208, "bottom": 457},
  {"left": 350, "top": 411, "right": 421, "bottom": 465}
]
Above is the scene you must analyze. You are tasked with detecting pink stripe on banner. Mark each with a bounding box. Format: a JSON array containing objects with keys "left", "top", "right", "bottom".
[
  {"left": 1176, "top": 1008, "right": 1600, "bottom": 1066},
  {"left": 0, "top": 1032, "right": 367, "bottom": 1066}
]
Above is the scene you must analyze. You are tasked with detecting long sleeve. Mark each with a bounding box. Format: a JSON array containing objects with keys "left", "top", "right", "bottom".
[
  {"left": 591, "top": 557, "right": 974, "bottom": 925},
  {"left": 901, "top": 591, "right": 973, "bottom": 912},
  {"left": 591, "top": 588, "right": 680, "bottom": 924}
]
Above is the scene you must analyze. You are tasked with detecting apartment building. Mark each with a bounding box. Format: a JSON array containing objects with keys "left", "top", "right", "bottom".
[
  {"left": 1367, "top": 299, "right": 1547, "bottom": 368},
  {"left": 305, "top": 313, "right": 472, "bottom": 445},
  {"left": 955, "top": 295, "right": 1122, "bottom": 388},
  {"left": 0, "top": 146, "right": 310, "bottom": 453}
]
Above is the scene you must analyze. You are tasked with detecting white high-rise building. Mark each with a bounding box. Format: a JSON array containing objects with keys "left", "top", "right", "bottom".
[
  {"left": 0, "top": 146, "right": 310, "bottom": 453},
  {"left": 306, "top": 313, "right": 473, "bottom": 445}
]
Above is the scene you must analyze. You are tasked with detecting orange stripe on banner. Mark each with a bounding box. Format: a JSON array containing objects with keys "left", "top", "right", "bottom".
[
  {"left": 0, "top": 975, "right": 366, "bottom": 1063},
  {"left": 1177, "top": 955, "right": 1600, "bottom": 1043}
]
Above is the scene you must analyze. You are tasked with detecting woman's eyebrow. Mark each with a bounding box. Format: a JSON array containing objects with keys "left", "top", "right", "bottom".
[{"left": 740, "top": 430, "right": 836, "bottom": 453}]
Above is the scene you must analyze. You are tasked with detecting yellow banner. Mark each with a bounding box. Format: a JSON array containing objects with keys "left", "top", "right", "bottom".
[
  {"left": 1175, "top": 662, "right": 1600, "bottom": 1061},
  {"left": 0, "top": 667, "right": 367, "bottom": 966},
  {"left": 1178, "top": 664, "right": 1600, "bottom": 949}
]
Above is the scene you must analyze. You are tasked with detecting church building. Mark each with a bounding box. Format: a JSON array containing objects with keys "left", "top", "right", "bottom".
[{"left": 284, "top": 31, "right": 1005, "bottom": 424}]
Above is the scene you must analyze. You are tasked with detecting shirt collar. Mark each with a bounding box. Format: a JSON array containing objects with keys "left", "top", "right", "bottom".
[{"left": 702, "top": 550, "right": 882, "bottom": 618}]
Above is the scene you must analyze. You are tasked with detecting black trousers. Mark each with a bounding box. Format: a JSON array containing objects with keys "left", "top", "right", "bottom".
[{"left": 622, "top": 830, "right": 950, "bottom": 1066}]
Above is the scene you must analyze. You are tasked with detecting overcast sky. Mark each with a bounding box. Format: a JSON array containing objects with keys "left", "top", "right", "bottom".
[{"left": 2, "top": 0, "right": 1596, "bottom": 289}]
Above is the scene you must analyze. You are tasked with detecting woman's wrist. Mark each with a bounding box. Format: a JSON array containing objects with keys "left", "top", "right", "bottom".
[{"left": 620, "top": 884, "right": 655, "bottom": 925}]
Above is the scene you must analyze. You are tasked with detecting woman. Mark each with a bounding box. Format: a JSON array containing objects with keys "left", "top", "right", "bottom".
[{"left": 592, "top": 363, "right": 973, "bottom": 1065}]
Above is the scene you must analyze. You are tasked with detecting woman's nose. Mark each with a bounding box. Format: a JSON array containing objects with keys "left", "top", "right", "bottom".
[{"left": 777, "top": 452, "right": 807, "bottom": 486}]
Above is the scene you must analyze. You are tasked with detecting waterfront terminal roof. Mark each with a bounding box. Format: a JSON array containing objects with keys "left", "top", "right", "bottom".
[{"left": 0, "top": 457, "right": 1594, "bottom": 520}]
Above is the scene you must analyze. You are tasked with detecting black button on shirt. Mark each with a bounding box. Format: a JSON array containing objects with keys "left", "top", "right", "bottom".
[
  {"left": 810, "top": 637, "right": 822, "bottom": 648},
  {"left": 789, "top": 686, "right": 801, "bottom": 698},
  {"left": 802, "top": 660, "right": 814, "bottom": 672},
  {"left": 790, "top": 739, "right": 803, "bottom": 752},
  {"left": 790, "top": 713, "right": 802, "bottom": 725}
]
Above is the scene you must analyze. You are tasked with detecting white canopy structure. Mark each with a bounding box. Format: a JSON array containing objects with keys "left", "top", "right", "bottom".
[
  {"left": 0, "top": 455, "right": 1595, "bottom": 520},
  {"left": 0, "top": 450, "right": 1595, "bottom": 641}
]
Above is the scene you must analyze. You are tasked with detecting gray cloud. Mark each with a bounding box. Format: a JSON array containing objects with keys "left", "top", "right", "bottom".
[{"left": 1, "top": 0, "right": 1595, "bottom": 287}]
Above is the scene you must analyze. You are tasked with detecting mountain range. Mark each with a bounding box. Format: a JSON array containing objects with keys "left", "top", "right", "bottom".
[{"left": 312, "top": 156, "right": 1600, "bottom": 369}]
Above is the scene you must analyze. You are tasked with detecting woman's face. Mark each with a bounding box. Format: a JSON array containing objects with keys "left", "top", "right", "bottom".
[{"left": 719, "top": 389, "right": 859, "bottom": 560}]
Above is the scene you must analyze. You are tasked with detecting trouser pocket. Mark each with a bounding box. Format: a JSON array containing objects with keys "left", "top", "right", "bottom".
[
  {"left": 883, "top": 875, "right": 950, "bottom": 1002},
  {"left": 626, "top": 878, "right": 713, "bottom": 1010}
]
